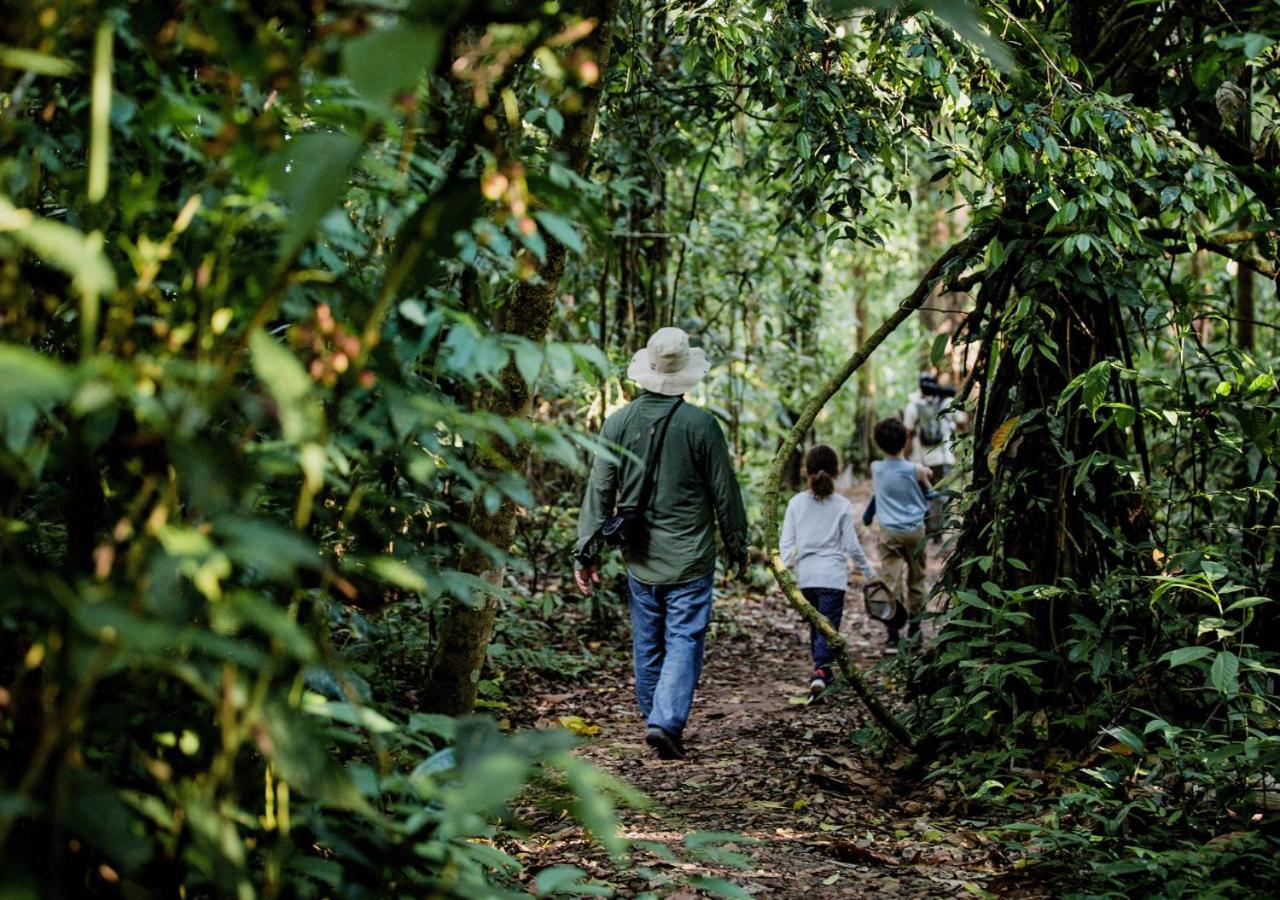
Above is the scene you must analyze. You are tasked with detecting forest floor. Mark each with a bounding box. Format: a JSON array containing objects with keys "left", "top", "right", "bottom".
[{"left": 504, "top": 488, "right": 1046, "bottom": 898}]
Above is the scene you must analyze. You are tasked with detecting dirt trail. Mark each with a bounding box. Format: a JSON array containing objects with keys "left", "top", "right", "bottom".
[
  {"left": 505, "top": 479, "right": 1040, "bottom": 897},
  {"left": 508, "top": 584, "right": 1032, "bottom": 898}
]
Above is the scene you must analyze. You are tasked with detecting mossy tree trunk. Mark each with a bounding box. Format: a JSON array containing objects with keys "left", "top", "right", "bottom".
[
  {"left": 947, "top": 261, "right": 1155, "bottom": 699},
  {"left": 424, "top": 0, "right": 621, "bottom": 715}
]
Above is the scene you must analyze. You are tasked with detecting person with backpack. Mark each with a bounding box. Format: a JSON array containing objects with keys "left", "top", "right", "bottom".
[
  {"left": 573, "top": 328, "right": 748, "bottom": 761},
  {"left": 903, "top": 372, "right": 963, "bottom": 538}
]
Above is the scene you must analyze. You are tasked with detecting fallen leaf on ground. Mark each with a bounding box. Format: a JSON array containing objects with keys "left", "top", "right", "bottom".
[{"left": 558, "top": 715, "right": 601, "bottom": 736}]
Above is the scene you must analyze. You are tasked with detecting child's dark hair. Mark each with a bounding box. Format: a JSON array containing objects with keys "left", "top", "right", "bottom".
[
  {"left": 805, "top": 444, "right": 839, "bottom": 498},
  {"left": 873, "top": 417, "right": 908, "bottom": 456}
]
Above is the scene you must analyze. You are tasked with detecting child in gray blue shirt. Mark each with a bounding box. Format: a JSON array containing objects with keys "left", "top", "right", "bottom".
[{"left": 865, "top": 418, "right": 932, "bottom": 651}]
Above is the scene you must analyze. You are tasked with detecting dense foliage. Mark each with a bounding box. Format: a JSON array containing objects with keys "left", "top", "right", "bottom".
[
  {"left": 0, "top": 2, "right": 632, "bottom": 895},
  {"left": 2, "top": 0, "right": 1278, "bottom": 897}
]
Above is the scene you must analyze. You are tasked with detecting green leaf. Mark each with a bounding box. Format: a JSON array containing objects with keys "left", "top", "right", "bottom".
[
  {"left": 342, "top": 23, "right": 442, "bottom": 110},
  {"left": 1246, "top": 373, "right": 1275, "bottom": 393},
  {"left": 1000, "top": 143, "right": 1019, "bottom": 173},
  {"left": 1081, "top": 361, "right": 1110, "bottom": 414},
  {"left": 250, "top": 330, "right": 322, "bottom": 442},
  {"left": 1241, "top": 32, "right": 1273, "bottom": 60},
  {"left": 534, "top": 865, "right": 605, "bottom": 897},
  {"left": 0, "top": 344, "right": 75, "bottom": 411},
  {"left": 264, "top": 703, "right": 372, "bottom": 813},
  {"left": 441, "top": 570, "right": 519, "bottom": 609},
  {"left": 267, "top": 132, "right": 362, "bottom": 257},
  {"left": 215, "top": 516, "right": 321, "bottom": 579},
  {"left": 1160, "top": 645, "right": 1213, "bottom": 668},
  {"left": 369, "top": 557, "right": 429, "bottom": 594},
  {"left": 513, "top": 339, "right": 544, "bottom": 387},
  {"left": 687, "top": 876, "right": 752, "bottom": 899},
  {"left": 1224, "top": 595, "right": 1271, "bottom": 613},
  {"left": 229, "top": 590, "right": 317, "bottom": 662},
  {"left": 0, "top": 197, "right": 117, "bottom": 299},
  {"left": 303, "top": 695, "right": 398, "bottom": 734},
  {"left": 534, "top": 211, "right": 585, "bottom": 254},
  {"left": 1102, "top": 725, "right": 1144, "bottom": 754},
  {"left": 545, "top": 107, "right": 565, "bottom": 137},
  {"left": 930, "top": 331, "right": 950, "bottom": 368},
  {"left": 1210, "top": 650, "right": 1240, "bottom": 695},
  {"left": 1042, "top": 135, "right": 1062, "bottom": 165},
  {"left": 67, "top": 769, "right": 152, "bottom": 872},
  {"left": 558, "top": 755, "right": 627, "bottom": 859},
  {"left": 0, "top": 46, "right": 78, "bottom": 76}
]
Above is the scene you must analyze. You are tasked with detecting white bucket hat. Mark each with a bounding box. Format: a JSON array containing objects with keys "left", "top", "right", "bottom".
[{"left": 627, "top": 327, "right": 710, "bottom": 395}]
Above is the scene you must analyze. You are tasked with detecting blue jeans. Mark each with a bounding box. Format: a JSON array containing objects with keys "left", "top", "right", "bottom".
[
  {"left": 627, "top": 572, "right": 715, "bottom": 739},
  {"left": 803, "top": 587, "right": 845, "bottom": 669}
]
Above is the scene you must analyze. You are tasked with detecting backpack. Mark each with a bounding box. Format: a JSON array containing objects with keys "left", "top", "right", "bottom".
[{"left": 914, "top": 398, "right": 945, "bottom": 447}]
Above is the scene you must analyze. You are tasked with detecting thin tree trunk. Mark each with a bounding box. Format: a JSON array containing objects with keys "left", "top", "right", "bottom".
[
  {"left": 1236, "top": 267, "right": 1255, "bottom": 351},
  {"left": 851, "top": 263, "right": 873, "bottom": 468},
  {"left": 424, "top": 0, "right": 621, "bottom": 715}
]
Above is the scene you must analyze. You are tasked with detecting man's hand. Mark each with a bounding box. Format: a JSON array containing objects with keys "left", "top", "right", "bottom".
[
  {"left": 574, "top": 567, "right": 601, "bottom": 596},
  {"left": 721, "top": 560, "right": 747, "bottom": 588}
]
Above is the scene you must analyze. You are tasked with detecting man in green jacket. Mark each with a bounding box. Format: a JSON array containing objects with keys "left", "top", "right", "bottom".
[{"left": 574, "top": 327, "right": 748, "bottom": 760}]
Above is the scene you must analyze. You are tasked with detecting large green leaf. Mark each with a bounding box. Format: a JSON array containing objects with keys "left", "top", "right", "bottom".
[
  {"left": 267, "top": 132, "right": 362, "bottom": 257},
  {"left": 1160, "top": 645, "right": 1213, "bottom": 668},
  {"left": 0, "top": 197, "right": 117, "bottom": 298},
  {"left": 0, "top": 46, "right": 78, "bottom": 76},
  {"left": 250, "top": 329, "right": 323, "bottom": 443},
  {"left": 264, "top": 702, "right": 372, "bottom": 814},
  {"left": 1210, "top": 650, "right": 1240, "bottom": 696},
  {"left": 0, "top": 344, "right": 74, "bottom": 411},
  {"left": 342, "top": 23, "right": 442, "bottom": 110},
  {"left": 534, "top": 210, "right": 586, "bottom": 254},
  {"left": 67, "top": 769, "right": 152, "bottom": 873}
]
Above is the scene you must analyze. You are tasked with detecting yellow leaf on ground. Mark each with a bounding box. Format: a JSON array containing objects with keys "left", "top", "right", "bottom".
[{"left": 558, "top": 715, "right": 601, "bottom": 736}]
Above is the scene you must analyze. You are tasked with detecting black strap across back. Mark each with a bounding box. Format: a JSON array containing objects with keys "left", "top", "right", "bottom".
[{"left": 634, "top": 398, "right": 683, "bottom": 519}]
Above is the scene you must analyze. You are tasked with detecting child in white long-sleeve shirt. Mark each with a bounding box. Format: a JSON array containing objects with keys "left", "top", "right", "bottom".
[{"left": 780, "top": 444, "right": 879, "bottom": 697}]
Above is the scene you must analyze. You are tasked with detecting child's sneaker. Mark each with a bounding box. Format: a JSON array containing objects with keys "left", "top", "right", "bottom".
[
  {"left": 884, "top": 631, "right": 900, "bottom": 656},
  {"left": 809, "top": 666, "right": 835, "bottom": 698}
]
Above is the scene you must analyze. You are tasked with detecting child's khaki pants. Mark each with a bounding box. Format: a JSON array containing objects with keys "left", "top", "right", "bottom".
[{"left": 877, "top": 527, "right": 927, "bottom": 618}]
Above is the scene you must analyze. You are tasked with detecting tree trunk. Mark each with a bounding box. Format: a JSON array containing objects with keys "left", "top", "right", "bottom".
[
  {"left": 424, "top": 0, "right": 621, "bottom": 715},
  {"left": 947, "top": 260, "right": 1155, "bottom": 711},
  {"left": 851, "top": 276, "right": 874, "bottom": 469},
  {"left": 1236, "top": 266, "right": 1255, "bottom": 351}
]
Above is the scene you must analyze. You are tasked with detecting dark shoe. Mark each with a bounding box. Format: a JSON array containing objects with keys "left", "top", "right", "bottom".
[
  {"left": 645, "top": 725, "right": 686, "bottom": 761},
  {"left": 884, "top": 631, "right": 900, "bottom": 656},
  {"left": 809, "top": 667, "right": 835, "bottom": 698}
]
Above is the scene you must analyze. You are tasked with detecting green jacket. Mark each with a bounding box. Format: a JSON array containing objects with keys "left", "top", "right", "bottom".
[{"left": 574, "top": 392, "right": 749, "bottom": 585}]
